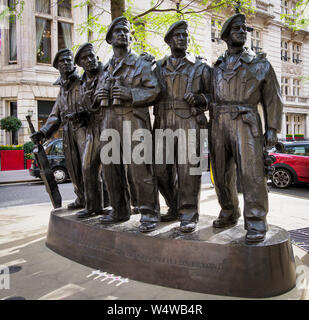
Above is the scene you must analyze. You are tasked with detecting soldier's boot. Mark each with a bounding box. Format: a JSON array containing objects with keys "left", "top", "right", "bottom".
[
  {"left": 212, "top": 209, "right": 241, "bottom": 228},
  {"left": 99, "top": 214, "right": 130, "bottom": 224},
  {"left": 161, "top": 207, "right": 178, "bottom": 222},
  {"left": 67, "top": 198, "right": 85, "bottom": 210},
  {"left": 101, "top": 207, "right": 113, "bottom": 215},
  {"left": 179, "top": 221, "right": 197, "bottom": 233},
  {"left": 99, "top": 202, "right": 131, "bottom": 224},
  {"left": 76, "top": 208, "right": 96, "bottom": 218},
  {"left": 139, "top": 222, "right": 157, "bottom": 233},
  {"left": 245, "top": 229, "right": 266, "bottom": 244},
  {"left": 139, "top": 206, "right": 159, "bottom": 233}
]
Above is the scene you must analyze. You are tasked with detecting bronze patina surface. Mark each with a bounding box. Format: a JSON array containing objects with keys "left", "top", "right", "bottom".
[{"left": 46, "top": 209, "right": 296, "bottom": 298}]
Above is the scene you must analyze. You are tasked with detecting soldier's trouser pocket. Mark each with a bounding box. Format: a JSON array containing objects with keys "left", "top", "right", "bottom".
[{"left": 241, "top": 112, "right": 260, "bottom": 137}]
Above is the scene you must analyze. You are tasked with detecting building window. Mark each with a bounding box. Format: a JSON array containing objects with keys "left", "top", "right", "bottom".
[
  {"left": 281, "top": 40, "right": 289, "bottom": 62},
  {"left": 292, "top": 43, "right": 302, "bottom": 64},
  {"left": 211, "top": 19, "right": 222, "bottom": 43},
  {"left": 58, "top": 0, "right": 72, "bottom": 18},
  {"left": 286, "top": 114, "right": 305, "bottom": 138},
  {"left": 292, "top": 79, "right": 300, "bottom": 96},
  {"left": 281, "top": 77, "right": 290, "bottom": 96},
  {"left": 281, "top": 0, "right": 289, "bottom": 14},
  {"left": 251, "top": 29, "right": 262, "bottom": 53},
  {"left": 36, "top": 18, "right": 51, "bottom": 64},
  {"left": 35, "top": 0, "right": 73, "bottom": 64},
  {"left": 58, "top": 22, "right": 72, "bottom": 50},
  {"left": 294, "top": 115, "right": 303, "bottom": 135},
  {"left": 9, "top": 101, "right": 18, "bottom": 144},
  {"left": 8, "top": 0, "right": 17, "bottom": 63},
  {"left": 35, "top": 0, "right": 50, "bottom": 14}
]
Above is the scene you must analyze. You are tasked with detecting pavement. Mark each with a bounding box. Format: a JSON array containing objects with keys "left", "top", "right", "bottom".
[
  {"left": 0, "top": 183, "right": 308, "bottom": 300},
  {"left": 0, "top": 169, "right": 38, "bottom": 184}
]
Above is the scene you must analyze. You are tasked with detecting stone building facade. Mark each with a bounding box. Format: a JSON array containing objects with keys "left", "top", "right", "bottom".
[{"left": 0, "top": 0, "right": 308, "bottom": 144}]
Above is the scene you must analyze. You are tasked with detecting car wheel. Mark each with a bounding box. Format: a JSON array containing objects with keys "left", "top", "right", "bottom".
[
  {"left": 52, "top": 167, "right": 68, "bottom": 184},
  {"left": 272, "top": 168, "right": 292, "bottom": 189}
]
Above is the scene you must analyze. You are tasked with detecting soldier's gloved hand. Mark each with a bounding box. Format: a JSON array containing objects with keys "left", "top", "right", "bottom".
[
  {"left": 94, "top": 88, "right": 109, "bottom": 104},
  {"left": 30, "top": 131, "right": 44, "bottom": 144},
  {"left": 265, "top": 128, "right": 278, "bottom": 148},
  {"left": 112, "top": 86, "right": 132, "bottom": 102},
  {"left": 184, "top": 93, "right": 205, "bottom": 108}
]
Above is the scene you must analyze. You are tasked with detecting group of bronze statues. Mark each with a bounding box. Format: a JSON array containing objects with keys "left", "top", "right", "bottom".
[{"left": 31, "top": 13, "right": 283, "bottom": 243}]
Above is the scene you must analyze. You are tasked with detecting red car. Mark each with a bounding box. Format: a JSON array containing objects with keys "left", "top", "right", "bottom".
[{"left": 269, "top": 142, "right": 309, "bottom": 188}]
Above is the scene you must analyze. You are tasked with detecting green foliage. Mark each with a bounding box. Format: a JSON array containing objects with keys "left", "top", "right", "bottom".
[
  {"left": 25, "top": 153, "right": 34, "bottom": 159},
  {"left": 0, "top": 0, "right": 25, "bottom": 20},
  {"left": 280, "top": 0, "right": 309, "bottom": 30},
  {"left": 23, "top": 141, "right": 34, "bottom": 154},
  {"left": 0, "top": 144, "right": 23, "bottom": 150},
  {"left": 75, "top": 0, "right": 256, "bottom": 58},
  {"left": 0, "top": 116, "right": 22, "bottom": 133}
]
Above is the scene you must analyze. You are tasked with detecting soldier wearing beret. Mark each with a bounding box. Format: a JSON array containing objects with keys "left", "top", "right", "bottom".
[
  {"left": 154, "top": 20, "right": 211, "bottom": 232},
  {"left": 74, "top": 42, "right": 111, "bottom": 218},
  {"left": 97, "top": 16, "right": 161, "bottom": 232},
  {"left": 30, "top": 48, "right": 87, "bottom": 210},
  {"left": 209, "top": 14, "right": 283, "bottom": 243}
]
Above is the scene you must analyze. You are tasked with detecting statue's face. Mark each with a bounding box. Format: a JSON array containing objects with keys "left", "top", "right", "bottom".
[
  {"left": 228, "top": 18, "right": 247, "bottom": 46},
  {"left": 169, "top": 27, "right": 189, "bottom": 52},
  {"left": 58, "top": 54, "right": 74, "bottom": 77},
  {"left": 111, "top": 25, "right": 131, "bottom": 48},
  {"left": 79, "top": 48, "right": 98, "bottom": 72}
]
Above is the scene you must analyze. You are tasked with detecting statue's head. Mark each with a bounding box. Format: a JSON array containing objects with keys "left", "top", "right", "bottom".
[
  {"left": 106, "top": 16, "right": 132, "bottom": 48},
  {"left": 164, "top": 20, "right": 189, "bottom": 53},
  {"left": 53, "top": 48, "right": 74, "bottom": 77},
  {"left": 221, "top": 13, "right": 253, "bottom": 47},
  {"left": 74, "top": 43, "right": 98, "bottom": 73}
]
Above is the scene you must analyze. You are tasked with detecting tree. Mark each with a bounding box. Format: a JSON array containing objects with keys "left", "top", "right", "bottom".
[
  {"left": 76, "top": 0, "right": 256, "bottom": 57},
  {"left": 0, "top": 116, "right": 22, "bottom": 145}
]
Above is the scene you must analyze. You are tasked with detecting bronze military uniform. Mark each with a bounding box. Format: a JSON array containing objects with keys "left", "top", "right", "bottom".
[
  {"left": 154, "top": 21, "right": 211, "bottom": 231},
  {"left": 99, "top": 17, "right": 160, "bottom": 232},
  {"left": 38, "top": 49, "right": 86, "bottom": 209},
  {"left": 210, "top": 14, "right": 283, "bottom": 242},
  {"left": 74, "top": 43, "right": 110, "bottom": 216}
]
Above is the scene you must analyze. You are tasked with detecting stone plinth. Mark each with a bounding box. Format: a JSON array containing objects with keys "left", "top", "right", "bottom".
[{"left": 46, "top": 209, "right": 296, "bottom": 298}]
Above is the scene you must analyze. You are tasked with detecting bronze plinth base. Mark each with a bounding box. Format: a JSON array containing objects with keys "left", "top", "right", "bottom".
[{"left": 46, "top": 209, "right": 296, "bottom": 298}]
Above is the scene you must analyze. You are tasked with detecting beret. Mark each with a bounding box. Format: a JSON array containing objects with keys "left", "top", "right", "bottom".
[
  {"left": 74, "top": 43, "right": 94, "bottom": 66},
  {"left": 164, "top": 20, "right": 188, "bottom": 44},
  {"left": 106, "top": 16, "right": 131, "bottom": 44},
  {"left": 53, "top": 48, "right": 73, "bottom": 69},
  {"left": 220, "top": 13, "right": 253, "bottom": 40}
]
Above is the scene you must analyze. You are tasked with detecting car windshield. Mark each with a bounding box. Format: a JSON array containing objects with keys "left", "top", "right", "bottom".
[{"left": 43, "top": 140, "right": 56, "bottom": 154}]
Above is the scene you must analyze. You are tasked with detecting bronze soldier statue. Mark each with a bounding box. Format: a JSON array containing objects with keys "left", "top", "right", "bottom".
[
  {"left": 30, "top": 48, "right": 86, "bottom": 210},
  {"left": 210, "top": 14, "right": 283, "bottom": 243},
  {"left": 97, "top": 16, "right": 160, "bottom": 232},
  {"left": 74, "top": 43, "right": 111, "bottom": 218},
  {"left": 154, "top": 21, "right": 211, "bottom": 232}
]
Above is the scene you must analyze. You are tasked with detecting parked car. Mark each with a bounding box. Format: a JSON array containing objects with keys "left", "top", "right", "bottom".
[
  {"left": 269, "top": 142, "right": 309, "bottom": 188},
  {"left": 29, "top": 138, "right": 69, "bottom": 184}
]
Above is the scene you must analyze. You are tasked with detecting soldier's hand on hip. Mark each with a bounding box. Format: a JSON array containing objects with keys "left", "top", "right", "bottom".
[
  {"left": 265, "top": 128, "right": 278, "bottom": 147},
  {"left": 184, "top": 93, "right": 204, "bottom": 107},
  {"left": 30, "top": 131, "right": 44, "bottom": 144},
  {"left": 112, "top": 86, "right": 132, "bottom": 101}
]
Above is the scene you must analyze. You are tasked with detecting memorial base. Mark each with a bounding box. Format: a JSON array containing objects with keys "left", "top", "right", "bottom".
[{"left": 46, "top": 209, "right": 296, "bottom": 298}]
